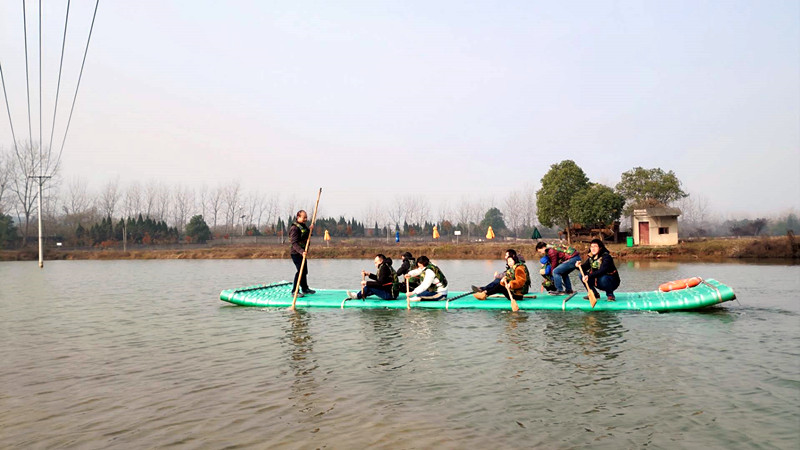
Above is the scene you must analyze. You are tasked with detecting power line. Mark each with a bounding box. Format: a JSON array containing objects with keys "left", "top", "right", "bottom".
[
  {"left": 22, "top": 0, "right": 32, "bottom": 144},
  {"left": 56, "top": 0, "right": 99, "bottom": 170},
  {"left": 48, "top": 0, "right": 71, "bottom": 158},
  {"left": 38, "top": 0, "right": 42, "bottom": 176},
  {"left": 0, "top": 61, "right": 21, "bottom": 155}
]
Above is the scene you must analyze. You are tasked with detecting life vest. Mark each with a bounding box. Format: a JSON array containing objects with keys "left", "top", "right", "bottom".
[
  {"left": 551, "top": 244, "right": 578, "bottom": 258},
  {"left": 424, "top": 263, "right": 448, "bottom": 288},
  {"left": 292, "top": 221, "right": 309, "bottom": 246},
  {"left": 505, "top": 262, "right": 531, "bottom": 295},
  {"left": 381, "top": 262, "right": 401, "bottom": 299}
]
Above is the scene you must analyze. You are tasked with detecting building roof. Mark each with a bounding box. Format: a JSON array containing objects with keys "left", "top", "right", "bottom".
[{"left": 633, "top": 207, "right": 682, "bottom": 217}]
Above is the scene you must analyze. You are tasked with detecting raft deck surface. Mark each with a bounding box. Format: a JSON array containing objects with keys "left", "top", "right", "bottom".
[{"left": 219, "top": 279, "right": 736, "bottom": 312}]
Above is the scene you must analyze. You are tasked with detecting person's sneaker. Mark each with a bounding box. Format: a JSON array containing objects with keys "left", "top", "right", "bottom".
[
  {"left": 549, "top": 291, "right": 565, "bottom": 296},
  {"left": 473, "top": 291, "right": 488, "bottom": 300},
  {"left": 304, "top": 289, "right": 316, "bottom": 294},
  {"left": 471, "top": 285, "right": 481, "bottom": 293},
  {"left": 295, "top": 292, "right": 305, "bottom": 298},
  {"left": 346, "top": 291, "right": 358, "bottom": 300},
  {"left": 583, "top": 295, "right": 590, "bottom": 300},
  {"left": 564, "top": 290, "right": 575, "bottom": 294},
  {"left": 607, "top": 296, "right": 616, "bottom": 302}
]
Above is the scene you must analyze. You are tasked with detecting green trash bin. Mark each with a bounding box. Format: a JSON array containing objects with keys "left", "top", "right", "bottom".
[{"left": 626, "top": 236, "right": 634, "bottom": 247}]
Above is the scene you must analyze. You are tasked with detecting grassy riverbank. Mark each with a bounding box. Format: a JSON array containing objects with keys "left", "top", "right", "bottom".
[{"left": 1, "top": 236, "right": 797, "bottom": 261}]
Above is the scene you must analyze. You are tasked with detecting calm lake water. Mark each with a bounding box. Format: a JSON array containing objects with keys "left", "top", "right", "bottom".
[{"left": 1, "top": 258, "right": 798, "bottom": 449}]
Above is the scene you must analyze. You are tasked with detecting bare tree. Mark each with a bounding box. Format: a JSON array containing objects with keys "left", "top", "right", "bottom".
[
  {"left": 99, "top": 177, "right": 121, "bottom": 219},
  {"left": 123, "top": 181, "right": 142, "bottom": 219},
  {"left": 63, "top": 176, "right": 91, "bottom": 216},
  {"left": 223, "top": 182, "right": 242, "bottom": 233},
  {"left": 504, "top": 190, "right": 524, "bottom": 237},
  {"left": 677, "top": 193, "right": 711, "bottom": 237},
  {"left": 8, "top": 142, "right": 44, "bottom": 244},
  {"left": 363, "top": 200, "right": 385, "bottom": 230},
  {"left": 387, "top": 196, "right": 406, "bottom": 231},
  {"left": 208, "top": 185, "right": 225, "bottom": 231},
  {"left": 243, "top": 190, "right": 265, "bottom": 232},
  {"left": 155, "top": 183, "right": 171, "bottom": 222},
  {"left": 263, "top": 193, "right": 280, "bottom": 232},
  {"left": 172, "top": 185, "right": 194, "bottom": 233},
  {"left": 197, "top": 184, "right": 208, "bottom": 220},
  {"left": 408, "top": 195, "right": 431, "bottom": 226},
  {"left": 143, "top": 180, "right": 160, "bottom": 218},
  {"left": 0, "top": 148, "right": 11, "bottom": 214},
  {"left": 521, "top": 183, "right": 538, "bottom": 232},
  {"left": 455, "top": 196, "right": 473, "bottom": 238}
]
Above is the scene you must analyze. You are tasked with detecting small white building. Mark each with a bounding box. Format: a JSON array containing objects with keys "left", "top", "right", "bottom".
[{"left": 632, "top": 207, "right": 681, "bottom": 246}]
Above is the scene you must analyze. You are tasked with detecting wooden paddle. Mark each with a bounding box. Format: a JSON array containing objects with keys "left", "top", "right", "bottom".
[
  {"left": 290, "top": 188, "right": 322, "bottom": 311},
  {"left": 504, "top": 278, "right": 520, "bottom": 312},
  {"left": 406, "top": 277, "right": 411, "bottom": 310},
  {"left": 577, "top": 264, "right": 597, "bottom": 308}
]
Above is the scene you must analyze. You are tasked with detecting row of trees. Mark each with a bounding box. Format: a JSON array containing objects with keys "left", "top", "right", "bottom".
[{"left": 1, "top": 144, "right": 796, "bottom": 249}]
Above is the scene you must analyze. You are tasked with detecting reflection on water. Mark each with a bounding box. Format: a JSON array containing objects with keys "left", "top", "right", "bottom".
[
  {"left": 626, "top": 260, "right": 680, "bottom": 270},
  {"left": 0, "top": 260, "right": 798, "bottom": 448}
]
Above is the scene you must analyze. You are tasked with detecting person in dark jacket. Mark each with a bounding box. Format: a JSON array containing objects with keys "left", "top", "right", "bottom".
[
  {"left": 396, "top": 252, "right": 415, "bottom": 277},
  {"left": 346, "top": 254, "right": 398, "bottom": 300},
  {"left": 396, "top": 252, "right": 419, "bottom": 291},
  {"left": 289, "top": 210, "right": 315, "bottom": 297},
  {"left": 577, "top": 239, "right": 620, "bottom": 301}
]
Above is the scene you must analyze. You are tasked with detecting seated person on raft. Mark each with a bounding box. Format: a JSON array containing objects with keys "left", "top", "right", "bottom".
[
  {"left": 576, "top": 239, "right": 620, "bottom": 302},
  {"left": 404, "top": 255, "right": 448, "bottom": 301},
  {"left": 471, "top": 248, "right": 521, "bottom": 293},
  {"left": 396, "top": 251, "right": 420, "bottom": 291},
  {"left": 346, "top": 254, "right": 399, "bottom": 300},
  {"left": 473, "top": 250, "right": 530, "bottom": 301},
  {"left": 540, "top": 256, "right": 556, "bottom": 292}
]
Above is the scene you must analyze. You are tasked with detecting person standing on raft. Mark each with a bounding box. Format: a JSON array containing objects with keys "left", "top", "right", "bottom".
[
  {"left": 346, "top": 254, "right": 399, "bottom": 300},
  {"left": 289, "top": 210, "right": 316, "bottom": 297},
  {"left": 405, "top": 256, "right": 448, "bottom": 301},
  {"left": 577, "top": 239, "right": 620, "bottom": 302},
  {"left": 473, "top": 250, "right": 530, "bottom": 301}
]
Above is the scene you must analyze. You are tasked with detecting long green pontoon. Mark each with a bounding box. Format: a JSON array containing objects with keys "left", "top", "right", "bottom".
[{"left": 220, "top": 279, "right": 736, "bottom": 312}]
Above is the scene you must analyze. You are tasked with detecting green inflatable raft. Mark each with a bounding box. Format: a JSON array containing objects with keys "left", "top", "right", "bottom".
[{"left": 219, "top": 278, "right": 736, "bottom": 312}]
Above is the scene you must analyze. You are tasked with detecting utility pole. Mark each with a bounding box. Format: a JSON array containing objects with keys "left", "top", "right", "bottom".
[{"left": 30, "top": 175, "right": 51, "bottom": 268}]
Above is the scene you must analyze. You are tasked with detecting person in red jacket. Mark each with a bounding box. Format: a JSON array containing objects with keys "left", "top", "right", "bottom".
[{"left": 536, "top": 241, "right": 581, "bottom": 295}]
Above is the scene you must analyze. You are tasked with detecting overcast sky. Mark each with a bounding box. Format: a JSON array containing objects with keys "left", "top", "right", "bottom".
[{"left": 1, "top": 0, "right": 798, "bottom": 220}]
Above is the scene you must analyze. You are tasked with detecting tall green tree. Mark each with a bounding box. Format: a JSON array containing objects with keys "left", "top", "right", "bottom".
[
  {"left": 185, "top": 215, "right": 212, "bottom": 243},
  {"left": 536, "top": 160, "right": 590, "bottom": 244},
  {"left": 615, "top": 167, "right": 688, "bottom": 213},
  {"left": 480, "top": 207, "right": 507, "bottom": 232},
  {"left": 0, "top": 214, "right": 18, "bottom": 249},
  {"left": 569, "top": 184, "right": 626, "bottom": 227}
]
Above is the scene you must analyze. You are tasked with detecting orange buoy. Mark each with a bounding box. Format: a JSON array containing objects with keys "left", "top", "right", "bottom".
[{"left": 659, "top": 277, "right": 703, "bottom": 292}]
